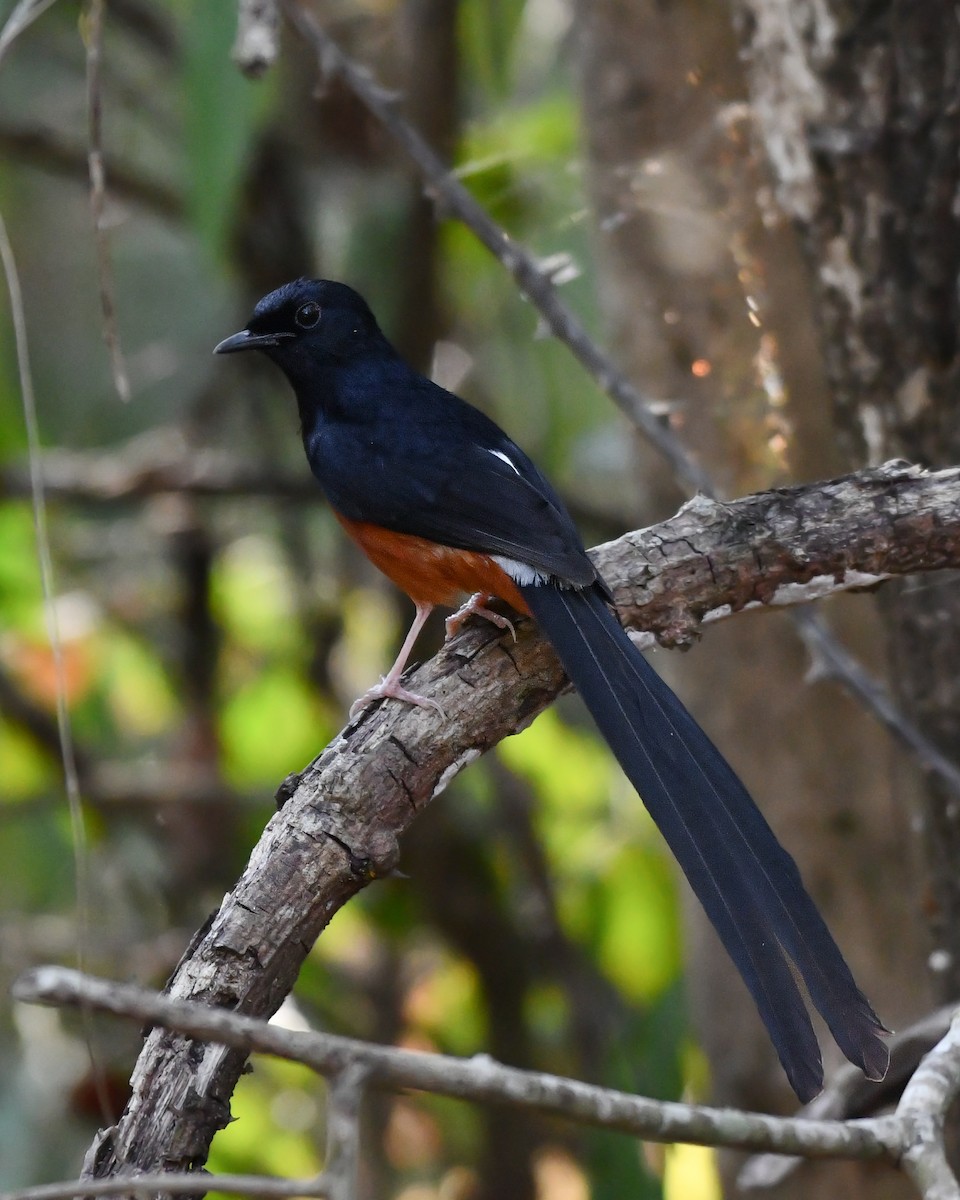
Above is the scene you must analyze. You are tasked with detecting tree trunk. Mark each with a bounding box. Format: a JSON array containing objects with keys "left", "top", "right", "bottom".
[
  {"left": 735, "top": 0, "right": 960, "bottom": 1004},
  {"left": 575, "top": 1, "right": 930, "bottom": 1192}
]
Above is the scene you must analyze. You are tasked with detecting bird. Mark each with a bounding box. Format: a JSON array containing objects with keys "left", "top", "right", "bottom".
[{"left": 215, "top": 277, "right": 889, "bottom": 1102}]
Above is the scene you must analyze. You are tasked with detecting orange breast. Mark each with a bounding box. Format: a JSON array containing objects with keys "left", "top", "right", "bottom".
[{"left": 335, "top": 514, "right": 530, "bottom": 615}]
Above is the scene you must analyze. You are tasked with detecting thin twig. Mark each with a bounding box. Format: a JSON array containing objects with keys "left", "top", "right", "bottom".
[
  {"left": 323, "top": 1064, "right": 369, "bottom": 1200},
  {"left": 0, "top": 216, "right": 88, "bottom": 934},
  {"left": 0, "top": 1171, "right": 332, "bottom": 1200},
  {"left": 794, "top": 607, "right": 960, "bottom": 798},
  {"left": 280, "top": 0, "right": 712, "bottom": 496},
  {"left": 0, "top": 192, "right": 115, "bottom": 1128},
  {"left": 14, "top": 967, "right": 904, "bottom": 1162},
  {"left": 86, "top": 0, "right": 131, "bottom": 402}
]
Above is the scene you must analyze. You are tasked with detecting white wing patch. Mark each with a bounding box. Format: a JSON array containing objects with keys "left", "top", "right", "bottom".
[
  {"left": 488, "top": 448, "right": 521, "bottom": 476},
  {"left": 492, "top": 554, "right": 550, "bottom": 586},
  {"left": 486, "top": 447, "right": 551, "bottom": 586}
]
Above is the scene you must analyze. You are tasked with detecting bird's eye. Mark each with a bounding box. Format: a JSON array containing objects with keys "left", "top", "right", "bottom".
[{"left": 295, "top": 302, "right": 321, "bottom": 329}]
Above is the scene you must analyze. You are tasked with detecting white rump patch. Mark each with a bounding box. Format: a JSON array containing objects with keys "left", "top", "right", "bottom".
[
  {"left": 492, "top": 555, "right": 550, "bottom": 586},
  {"left": 488, "top": 448, "right": 521, "bottom": 475}
]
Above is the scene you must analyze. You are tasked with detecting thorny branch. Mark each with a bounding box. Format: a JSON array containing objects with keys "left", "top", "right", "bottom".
[{"left": 69, "top": 462, "right": 960, "bottom": 1188}]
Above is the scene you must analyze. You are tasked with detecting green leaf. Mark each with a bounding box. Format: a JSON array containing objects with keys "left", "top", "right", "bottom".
[
  {"left": 208, "top": 1058, "right": 323, "bottom": 1178},
  {"left": 0, "top": 503, "right": 42, "bottom": 628},
  {"left": 220, "top": 664, "right": 331, "bottom": 785},
  {"left": 212, "top": 534, "right": 300, "bottom": 655},
  {"left": 595, "top": 844, "right": 681, "bottom": 1001},
  {"left": 0, "top": 718, "right": 54, "bottom": 800},
  {"left": 102, "top": 632, "right": 178, "bottom": 737},
  {"left": 459, "top": 0, "right": 529, "bottom": 98},
  {"left": 180, "top": 1, "right": 266, "bottom": 259}
]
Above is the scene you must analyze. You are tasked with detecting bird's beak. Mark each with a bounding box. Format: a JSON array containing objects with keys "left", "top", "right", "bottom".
[{"left": 214, "top": 329, "right": 293, "bottom": 354}]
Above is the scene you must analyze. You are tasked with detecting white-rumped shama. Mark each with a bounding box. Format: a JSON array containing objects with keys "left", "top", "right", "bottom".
[{"left": 215, "top": 278, "right": 889, "bottom": 1101}]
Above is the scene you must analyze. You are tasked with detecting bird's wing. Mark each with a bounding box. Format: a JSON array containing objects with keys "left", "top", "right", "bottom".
[{"left": 314, "top": 412, "right": 598, "bottom": 586}]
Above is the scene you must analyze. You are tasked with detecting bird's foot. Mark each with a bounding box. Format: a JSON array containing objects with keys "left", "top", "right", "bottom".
[
  {"left": 445, "top": 592, "right": 517, "bottom": 642},
  {"left": 349, "top": 676, "right": 446, "bottom": 720}
]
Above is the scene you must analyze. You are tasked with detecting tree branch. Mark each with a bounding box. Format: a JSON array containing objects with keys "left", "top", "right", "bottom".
[
  {"left": 13, "top": 967, "right": 902, "bottom": 1162},
  {"left": 72, "top": 462, "right": 960, "bottom": 1180},
  {"left": 277, "top": 0, "right": 960, "bottom": 814},
  {"left": 279, "top": 0, "right": 712, "bottom": 496},
  {"left": 599, "top": 461, "right": 960, "bottom": 795},
  {"left": 896, "top": 1013, "right": 960, "bottom": 1200},
  {"left": 20, "top": 968, "right": 960, "bottom": 1199},
  {"left": 0, "top": 126, "right": 183, "bottom": 221},
  {"left": 0, "top": 1170, "right": 332, "bottom": 1200},
  {"left": 740, "top": 1005, "right": 960, "bottom": 1191},
  {"left": 0, "top": 442, "right": 314, "bottom": 502}
]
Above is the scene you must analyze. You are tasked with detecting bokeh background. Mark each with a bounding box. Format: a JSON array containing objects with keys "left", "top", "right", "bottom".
[{"left": 0, "top": 2, "right": 937, "bottom": 1198}]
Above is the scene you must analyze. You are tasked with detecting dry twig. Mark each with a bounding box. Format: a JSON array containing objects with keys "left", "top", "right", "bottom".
[
  {"left": 13, "top": 968, "right": 903, "bottom": 1161},
  {"left": 14, "top": 969, "right": 960, "bottom": 1200}
]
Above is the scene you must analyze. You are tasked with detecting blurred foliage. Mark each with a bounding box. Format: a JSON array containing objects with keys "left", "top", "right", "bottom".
[{"left": 0, "top": 1, "right": 720, "bottom": 1197}]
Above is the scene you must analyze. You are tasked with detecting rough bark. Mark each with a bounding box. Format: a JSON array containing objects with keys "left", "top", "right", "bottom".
[
  {"left": 735, "top": 0, "right": 960, "bottom": 1007},
  {"left": 574, "top": 8, "right": 927, "bottom": 1167},
  {"left": 83, "top": 464, "right": 960, "bottom": 1180}
]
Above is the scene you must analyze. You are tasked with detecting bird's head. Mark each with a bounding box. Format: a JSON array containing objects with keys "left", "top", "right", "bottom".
[{"left": 214, "top": 279, "right": 385, "bottom": 370}]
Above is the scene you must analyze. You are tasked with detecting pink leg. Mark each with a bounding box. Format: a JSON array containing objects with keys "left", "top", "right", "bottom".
[
  {"left": 444, "top": 592, "right": 517, "bottom": 642},
  {"left": 349, "top": 602, "right": 445, "bottom": 718}
]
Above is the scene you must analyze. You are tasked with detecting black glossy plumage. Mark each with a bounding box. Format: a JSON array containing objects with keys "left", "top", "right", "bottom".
[
  {"left": 521, "top": 582, "right": 888, "bottom": 1099},
  {"left": 216, "top": 278, "right": 889, "bottom": 1100}
]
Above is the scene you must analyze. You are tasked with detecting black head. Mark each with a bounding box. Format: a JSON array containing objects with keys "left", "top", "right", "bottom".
[{"left": 214, "top": 279, "right": 387, "bottom": 368}]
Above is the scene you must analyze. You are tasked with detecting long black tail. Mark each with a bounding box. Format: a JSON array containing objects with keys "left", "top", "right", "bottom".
[{"left": 520, "top": 580, "right": 888, "bottom": 1101}]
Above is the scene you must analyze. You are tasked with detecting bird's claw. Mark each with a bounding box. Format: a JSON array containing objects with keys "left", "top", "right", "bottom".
[
  {"left": 445, "top": 592, "right": 517, "bottom": 642},
  {"left": 349, "top": 677, "right": 446, "bottom": 720}
]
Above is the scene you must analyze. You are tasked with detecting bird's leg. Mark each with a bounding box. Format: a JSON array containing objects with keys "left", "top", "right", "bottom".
[
  {"left": 445, "top": 592, "right": 517, "bottom": 642},
  {"left": 349, "top": 602, "right": 444, "bottom": 718}
]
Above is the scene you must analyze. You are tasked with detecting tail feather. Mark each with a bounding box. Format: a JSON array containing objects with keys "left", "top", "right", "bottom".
[{"left": 520, "top": 580, "right": 889, "bottom": 1100}]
